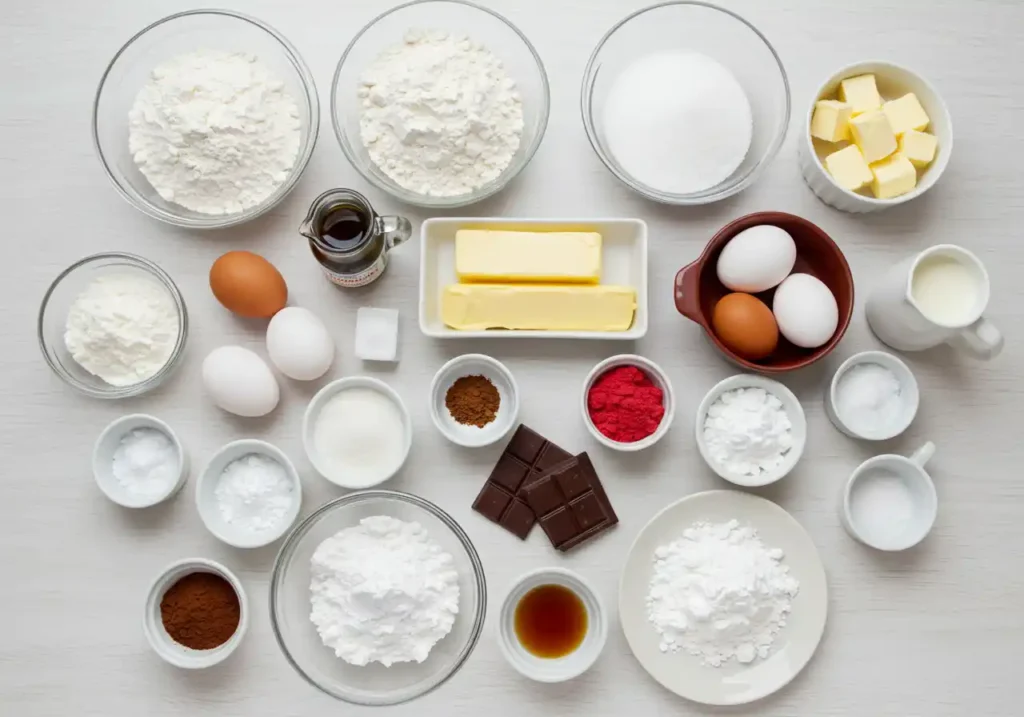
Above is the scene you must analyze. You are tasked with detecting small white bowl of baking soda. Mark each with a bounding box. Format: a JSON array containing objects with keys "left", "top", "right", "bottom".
[
  {"left": 93, "top": 413, "right": 187, "bottom": 508},
  {"left": 695, "top": 374, "right": 807, "bottom": 487},
  {"left": 826, "top": 350, "right": 919, "bottom": 441},
  {"left": 196, "top": 439, "right": 302, "bottom": 549}
]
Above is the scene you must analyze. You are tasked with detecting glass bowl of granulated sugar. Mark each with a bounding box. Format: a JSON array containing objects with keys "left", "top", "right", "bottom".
[
  {"left": 331, "top": 0, "right": 550, "bottom": 208},
  {"left": 92, "top": 10, "right": 320, "bottom": 228},
  {"left": 581, "top": 2, "right": 790, "bottom": 204},
  {"left": 270, "top": 490, "right": 487, "bottom": 706}
]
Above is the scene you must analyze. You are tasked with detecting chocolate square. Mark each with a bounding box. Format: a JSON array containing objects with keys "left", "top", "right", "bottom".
[
  {"left": 471, "top": 425, "right": 572, "bottom": 539},
  {"left": 519, "top": 452, "right": 618, "bottom": 552}
]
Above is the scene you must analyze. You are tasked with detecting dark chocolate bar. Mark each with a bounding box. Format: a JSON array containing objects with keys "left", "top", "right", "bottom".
[
  {"left": 518, "top": 452, "right": 618, "bottom": 551},
  {"left": 472, "top": 425, "right": 572, "bottom": 539}
]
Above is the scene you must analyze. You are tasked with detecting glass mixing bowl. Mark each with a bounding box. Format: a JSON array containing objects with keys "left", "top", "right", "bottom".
[
  {"left": 37, "top": 253, "right": 188, "bottom": 399},
  {"left": 581, "top": 1, "right": 790, "bottom": 205},
  {"left": 270, "top": 491, "right": 487, "bottom": 705},
  {"left": 331, "top": 0, "right": 550, "bottom": 208},
  {"left": 92, "top": 10, "right": 320, "bottom": 228}
]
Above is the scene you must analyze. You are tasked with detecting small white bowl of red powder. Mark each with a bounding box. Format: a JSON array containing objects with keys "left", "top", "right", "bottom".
[{"left": 582, "top": 354, "right": 675, "bottom": 452}]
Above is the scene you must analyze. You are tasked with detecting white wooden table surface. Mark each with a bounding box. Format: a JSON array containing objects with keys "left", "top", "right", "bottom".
[{"left": 3, "top": 1, "right": 1023, "bottom": 714}]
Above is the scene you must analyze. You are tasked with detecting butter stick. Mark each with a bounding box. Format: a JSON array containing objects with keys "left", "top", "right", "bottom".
[
  {"left": 441, "top": 284, "right": 636, "bottom": 331},
  {"left": 455, "top": 230, "right": 601, "bottom": 284}
]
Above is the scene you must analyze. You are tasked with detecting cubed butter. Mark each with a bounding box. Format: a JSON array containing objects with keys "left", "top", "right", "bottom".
[
  {"left": 883, "top": 93, "right": 930, "bottom": 135},
  {"left": 824, "top": 145, "right": 873, "bottom": 191},
  {"left": 898, "top": 129, "right": 938, "bottom": 168},
  {"left": 839, "top": 74, "right": 882, "bottom": 115},
  {"left": 870, "top": 154, "right": 918, "bottom": 199},
  {"left": 455, "top": 230, "right": 601, "bottom": 283},
  {"left": 441, "top": 284, "right": 636, "bottom": 332},
  {"left": 850, "top": 110, "right": 897, "bottom": 163},
  {"left": 811, "top": 100, "right": 853, "bottom": 142}
]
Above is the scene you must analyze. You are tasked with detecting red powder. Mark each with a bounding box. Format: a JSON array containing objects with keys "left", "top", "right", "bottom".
[{"left": 587, "top": 365, "right": 665, "bottom": 443}]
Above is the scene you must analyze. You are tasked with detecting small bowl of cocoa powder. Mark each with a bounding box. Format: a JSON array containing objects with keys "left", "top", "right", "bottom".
[
  {"left": 144, "top": 558, "right": 248, "bottom": 669},
  {"left": 430, "top": 354, "right": 519, "bottom": 448}
]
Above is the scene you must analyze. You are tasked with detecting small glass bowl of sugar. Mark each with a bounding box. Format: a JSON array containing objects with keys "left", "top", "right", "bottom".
[
  {"left": 93, "top": 414, "right": 188, "bottom": 508},
  {"left": 826, "top": 351, "right": 920, "bottom": 441}
]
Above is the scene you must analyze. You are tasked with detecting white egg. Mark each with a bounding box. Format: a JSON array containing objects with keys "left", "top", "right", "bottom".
[
  {"left": 266, "top": 307, "right": 335, "bottom": 381},
  {"left": 772, "top": 274, "right": 839, "bottom": 349},
  {"left": 202, "top": 346, "right": 280, "bottom": 417},
  {"left": 716, "top": 225, "right": 797, "bottom": 293}
]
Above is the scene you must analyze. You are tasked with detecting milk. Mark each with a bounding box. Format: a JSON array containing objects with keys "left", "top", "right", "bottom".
[
  {"left": 848, "top": 470, "right": 917, "bottom": 545},
  {"left": 911, "top": 254, "right": 982, "bottom": 326}
]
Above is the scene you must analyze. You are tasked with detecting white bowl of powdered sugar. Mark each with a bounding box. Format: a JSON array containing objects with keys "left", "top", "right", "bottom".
[
  {"left": 269, "top": 490, "right": 487, "bottom": 705},
  {"left": 696, "top": 374, "right": 807, "bottom": 487}
]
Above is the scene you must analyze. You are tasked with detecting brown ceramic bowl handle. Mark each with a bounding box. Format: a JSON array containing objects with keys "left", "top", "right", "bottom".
[{"left": 674, "top": 261, "right": 701, "bottom": 322}]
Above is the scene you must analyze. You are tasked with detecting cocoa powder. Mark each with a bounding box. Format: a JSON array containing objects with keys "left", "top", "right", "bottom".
[
  {"left": 160, "top": 571, "right": 240, "bottom": 650},
  {"left": 445, "top": 375, "right": 500, "bottom": 427}
]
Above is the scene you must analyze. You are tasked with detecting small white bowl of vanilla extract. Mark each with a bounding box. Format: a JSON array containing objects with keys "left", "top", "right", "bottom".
[{"left": 498, "top": 567, "right": 607, "bottom": 682}]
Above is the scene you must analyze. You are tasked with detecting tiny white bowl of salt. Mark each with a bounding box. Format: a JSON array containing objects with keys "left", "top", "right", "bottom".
[
  {"left": 196, "top": 439, "right": 302, "bottom": 549},
  {"left": 826, "top": 351, "right": 919, "bottom": 441},
  {"left": 302, "top": 376, "right": 413, "bottom": 490},
  {"left": 93, "top": 413, "right": 188, "bottom": 508}
]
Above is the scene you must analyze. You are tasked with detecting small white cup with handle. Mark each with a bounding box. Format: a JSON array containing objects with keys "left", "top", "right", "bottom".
[
  {"left": 866, "top": 244, "right": 1002, "bottom": 359},
  {"left": 840, "top": 442, "right": 937, "bottom": 551}
]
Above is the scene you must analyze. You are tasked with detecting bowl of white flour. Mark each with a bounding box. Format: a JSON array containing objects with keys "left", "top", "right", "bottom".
[
  {"left": 270, "top": 490, "right": 486, "bottom": 706},
  {"left": 38, "top": 253, "right": 187, "bottom": 399},
  {"left": 331, "top": 0, "right": 549, "bottom": 207},
  {"left": 92, "top": 10, "right": 319, "bottom": 228}
]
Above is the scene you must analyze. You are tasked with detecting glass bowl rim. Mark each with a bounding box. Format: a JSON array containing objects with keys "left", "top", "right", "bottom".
[
  {"left": 37, "top": 252, "right": 189, "bottom": 399},
  {"left": 579, "top": 0, "right": 791, "bottom": 205},
  {"left": 91, "top": 8, "right": 321, "bottom": 229},
  {"left": 269, "top": 489, "right": 488, "bottom": 705},
  {"left": 330, "top": 0, "right": 551, "bottom": 209}
]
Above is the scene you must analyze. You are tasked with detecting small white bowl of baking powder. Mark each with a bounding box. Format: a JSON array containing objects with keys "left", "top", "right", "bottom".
[
  {"left": 196, "top": 439, "right": 302, "bottom": 549},
  {"left": 695, "top": 374, "right": 807, "bottom": 487},
  {"left": 93, "top": 413, "right": 188, "bottom": 508}
]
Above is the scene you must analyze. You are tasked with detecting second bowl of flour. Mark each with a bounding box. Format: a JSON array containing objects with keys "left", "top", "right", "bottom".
[
  {"left": 331, "top": 0, "right": 550, "bottom": 207},
  {"left": 696, "top": 374, "right": 807, "bottom": 487}
]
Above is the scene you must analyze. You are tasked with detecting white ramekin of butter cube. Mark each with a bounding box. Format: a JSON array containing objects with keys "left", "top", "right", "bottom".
[
  {"left": 799, "top": 61, "right": 952, "bottom": 213},
  {"left": 418, "top": 218, "right": 648, "bottom": 339}
]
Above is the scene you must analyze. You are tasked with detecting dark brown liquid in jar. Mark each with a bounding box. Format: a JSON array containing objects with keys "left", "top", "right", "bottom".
[
  {"left": 321, "top": 205, "right": 370, "bottom": 251},
  {"left": 513, "top": 584, "right": 587, "bottom": 658}
]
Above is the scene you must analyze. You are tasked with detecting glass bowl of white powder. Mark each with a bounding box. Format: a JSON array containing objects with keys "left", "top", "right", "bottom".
[
  {"left": 37, "top": 253, "right": 188, "bottom": 399},
  {"left": 331, "top": 0, "right": 550, "bottom": 208},
  {"left": 92, "top": 10, "right": 319, "bottom": 228},
  {"left": 581, "top": 2, "right": 790, "bottom": 204},
  {"left": 270, "top": 490, "right": 486, "bottom": 705}
]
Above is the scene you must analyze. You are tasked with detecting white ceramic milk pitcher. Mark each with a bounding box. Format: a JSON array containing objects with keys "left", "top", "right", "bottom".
[{"left": 866, "top": 244, "right": 1003, "bottom": 359}]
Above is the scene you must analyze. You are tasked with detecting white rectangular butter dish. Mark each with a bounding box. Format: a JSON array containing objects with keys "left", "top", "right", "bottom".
[{"left": 419, "top": 218, "right": 648, "bottom": 339}]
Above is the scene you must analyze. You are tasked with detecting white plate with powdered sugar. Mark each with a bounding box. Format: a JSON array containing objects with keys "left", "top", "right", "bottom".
[{"left": 618, "top": 490, "right": 827, "bottom": 706}]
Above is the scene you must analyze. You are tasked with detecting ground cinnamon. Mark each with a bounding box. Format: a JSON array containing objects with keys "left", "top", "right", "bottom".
[
  {"left": 445, "top": 375, "right": 500, "bottom": 427},
  {"left": 160, "top": 571, "right": 240, "bottom": 650}
]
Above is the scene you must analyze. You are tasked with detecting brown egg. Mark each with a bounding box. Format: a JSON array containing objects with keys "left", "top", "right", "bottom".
[
  {"left": 209, "top": 251, "right": 288, "bottom": 318},
  {"left": 711, "top": 293, "right": 779, "bottom": 360}
]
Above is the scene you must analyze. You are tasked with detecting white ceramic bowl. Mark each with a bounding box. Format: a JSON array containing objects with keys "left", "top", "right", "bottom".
[
  {"left": 93, "top": 413, "right": 187, "bottom": 508},
  {"left": 826, "top": 350, "right": 920, "bottom": 440},
  {"left": 799, "top": 60, "right": 953, "bottom": 213},
  {"left": 143, "top": 558, "right": 249, "bottom": 669},
  {"left": 498, "top": 567, "right": 607, "bottom": 683},
  {"left": 196, "top": 439, "right": 302, "bottom": 549},
  {"left": 695, "top": 374, "right": 807, "bottom": 487},
  {"left": 430, "top": 354, "right": 519, "bottom": 447},
  {"left": 302, "top": 377, "right": 413, "bottom": 489},
  {"left": 581, "top": 355, "right": 675, "bottom": 452}
]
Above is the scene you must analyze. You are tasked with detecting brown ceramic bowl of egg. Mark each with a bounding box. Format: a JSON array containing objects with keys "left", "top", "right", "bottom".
[{"left": 674, "top": 211, "right": 853, "bottom": 373}]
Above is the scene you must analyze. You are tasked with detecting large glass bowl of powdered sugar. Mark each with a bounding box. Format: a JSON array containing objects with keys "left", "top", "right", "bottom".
[
  {"left": 581, "top": 2, "right": 790, "bottom": 204},
  {"left": 270, "top": 490, "right": 487, "bottom": 705},
  {"left": 331, "top": 0, "right": 550, "bottom": 208},
  {"left": 92, "top": 10, "right": 319, "bottom": 228}
]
